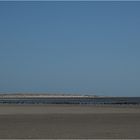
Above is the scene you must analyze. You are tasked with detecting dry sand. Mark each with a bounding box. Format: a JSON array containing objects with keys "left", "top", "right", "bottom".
[{"left": 0, "top": 104, "right": 140, "bottom": 139}]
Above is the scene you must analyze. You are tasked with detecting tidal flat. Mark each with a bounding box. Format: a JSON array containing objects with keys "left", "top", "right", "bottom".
[{"left": 0, "top": 104, "right": 140, "bottom": 139}]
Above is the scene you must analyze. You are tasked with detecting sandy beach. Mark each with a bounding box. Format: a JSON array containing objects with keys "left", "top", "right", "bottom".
[{"left": 0, "top": 104, "right": 140, "bottom": 139}]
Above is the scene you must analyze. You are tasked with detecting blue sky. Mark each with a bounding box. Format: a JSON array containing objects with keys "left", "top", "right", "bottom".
[{"left": 0, "top": 2, "right": 140, "bottom": 96}]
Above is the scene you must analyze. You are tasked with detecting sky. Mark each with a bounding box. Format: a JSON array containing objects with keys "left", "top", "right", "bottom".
[{"left": 0, "top": 2, "right": 140, "bottom": 96}]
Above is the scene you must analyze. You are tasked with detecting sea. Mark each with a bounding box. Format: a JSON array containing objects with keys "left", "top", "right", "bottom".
[{"left": 0, "top": 97, "right": 140, "bottom": 104}]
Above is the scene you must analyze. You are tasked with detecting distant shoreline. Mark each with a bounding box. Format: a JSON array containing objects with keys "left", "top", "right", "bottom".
[
  {"left": 0, "top": 93, "right": 139, "bottom": 98},
  {"left": 0, "top": 93, "right": 140, "bottom": 105}
]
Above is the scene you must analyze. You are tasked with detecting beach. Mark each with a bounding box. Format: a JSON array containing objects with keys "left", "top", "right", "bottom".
[{"left": 0, "top": 104, "right": 140, "bottom": 139}]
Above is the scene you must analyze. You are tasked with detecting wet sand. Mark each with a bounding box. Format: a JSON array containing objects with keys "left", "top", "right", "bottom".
[{"left": 0, "top": 104, "right": 140, "bottom": 139}]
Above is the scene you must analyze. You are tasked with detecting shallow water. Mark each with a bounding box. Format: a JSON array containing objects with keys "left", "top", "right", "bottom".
[{"left": 0, "top": 97, "right": 140, "bottom": 104}]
